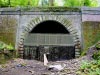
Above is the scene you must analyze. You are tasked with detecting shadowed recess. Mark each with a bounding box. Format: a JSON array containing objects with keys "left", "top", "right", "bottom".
[{"left": 30, "top": 20, "right": 70, "bottom": 34}]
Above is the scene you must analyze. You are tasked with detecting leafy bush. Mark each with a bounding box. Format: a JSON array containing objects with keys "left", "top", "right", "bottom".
[
  {"left": 92, "top": 51, "right": 100, "bottom": 60},
  {"left": 95, "top": 41, "right": 100, "bottom": 50},
  {"left": 92, "top": 43, "right": 100, "bottom": 60},
  {"left": 0, "top": 41, "right": 6, "bottom": 50},
  {"left": 0, "top": 41, "right": 15, "bottom": 64},
  {"left": 77, "top": 48, "right": 100, "bottom": 75},
  {"left": 6, "top": 43, "right": 14, "bottom": 50},
  {"left": 77, "top": 60, "right": 100, "bottom": 75},
  {"left": 0, "top": 41, "right": 14, "bottom": 51}
]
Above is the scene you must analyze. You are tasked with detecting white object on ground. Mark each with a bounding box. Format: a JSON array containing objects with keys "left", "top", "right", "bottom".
[
  {"left": 44, "top": 54, "right": 48, "bottom": 66},
  {"left": 48, "top": 64, "right": 66, "bottom": 71}
]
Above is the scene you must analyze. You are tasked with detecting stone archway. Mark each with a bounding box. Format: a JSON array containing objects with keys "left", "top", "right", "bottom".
[
  {"left": 30, "top": 20, "right": 70, "bottom": 34},
  {"left": 18, "top": 15, "right": 81, "bottom": 58}
]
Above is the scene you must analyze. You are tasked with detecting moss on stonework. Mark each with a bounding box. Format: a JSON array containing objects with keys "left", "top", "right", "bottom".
[
  {"left": 0, "top": 7, "right": 81, "bottom": 12},
  {"left": 23, "top": 7, "right": 81, "bottom": 12}
]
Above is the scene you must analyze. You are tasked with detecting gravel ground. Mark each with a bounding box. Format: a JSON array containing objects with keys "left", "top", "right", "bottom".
[{"left": 0, "top": 47, "right": 96, "bottom": 75}]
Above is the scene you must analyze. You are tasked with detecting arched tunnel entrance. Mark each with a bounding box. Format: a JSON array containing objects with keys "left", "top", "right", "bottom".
[
  {"left": 23, "top": 20, "right": 75, "bottom": 61},
  {"left": 30, "top": 20, "right": 70, "bottom": 34}
]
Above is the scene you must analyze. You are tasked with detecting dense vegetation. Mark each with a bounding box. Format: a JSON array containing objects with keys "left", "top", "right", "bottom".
[
  {"left": 77, "top": 60, "right": 100, "bottom": 75},
  {"left": 64, "top": 0, "right": 98, "bottom": 7},
  {"left": 77, "top": 44, "right": 100, "bottom": 75},
  {"left": 0, "top": 41, "right": 15, "bottom": 64},
  {"left": 0, "top": 0, "right": 99, "bottom": 7}
]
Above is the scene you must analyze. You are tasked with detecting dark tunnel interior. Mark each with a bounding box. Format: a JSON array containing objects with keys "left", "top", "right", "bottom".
[{"left": 30, "top": 20, "right": 70, "bottom": 34}]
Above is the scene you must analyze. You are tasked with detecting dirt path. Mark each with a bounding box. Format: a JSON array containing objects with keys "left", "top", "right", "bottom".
[
  {"left": 0, "top": 47, "right": 95, "bottom": 75},
  {"left": 0, "top": 55, "right": 93, "bottom": 75}
]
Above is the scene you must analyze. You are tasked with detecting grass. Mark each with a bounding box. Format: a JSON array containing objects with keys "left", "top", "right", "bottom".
[{"left": 77, "top": 50, "right": 100, "bottom": 75}]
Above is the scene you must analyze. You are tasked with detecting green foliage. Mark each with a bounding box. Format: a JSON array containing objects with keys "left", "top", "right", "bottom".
[
  {"left": 84, "top": 0, "right": 91, "bottom": 6},
  {"left": 84, "top": 0, "right": 98, "bottom": 7},
  {"left": 0, "top": 42, "right": 15, "bottom": 64},
  {"left": 92, "top": 50, "right": 100, "bottom": 60},
  {"left": 6, "top": 43, "right": 14, "bottom": 50},
  {"left": 80, "top": 61, "right": 90, "bottom": 69},
  {"left": 10, "top": 0, "right": 28, "bottom": 7},
  {"left": 95, "top": 41, "right": 100, "bottom": 50},
  {"left": 0, "top": 0, "right": 99, "bottom": 7},
  {"left": 0, "top": 41, "right": 14, "bottom": 51},
  {"left": 77, "top": 60, "right": 100, "bottom": 75},
  {"left": 0, "top": 41, "right": 6, "bottom": 50},
  {"left": 0, "top": 0, "right": 9, "bottom": 7},
  {"left": 0, "top": 0, "right": 40, "bottom": 7},
  {"left": 90, "top": 0, "right": 99, "bottom": 7},
  {"left": 64, "top": 0, "right": 98, "bottom": 7},
  {"left": 78, "top": 50, "right": 100, "bottom": 75},
  {"left": 64, "top": 0, "right": 84, "bottom": 7}
]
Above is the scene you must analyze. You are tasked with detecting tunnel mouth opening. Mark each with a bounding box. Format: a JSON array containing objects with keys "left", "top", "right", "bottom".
[
  {"left": 23, "top": 20, "right": 75, "bottom": 61},
  {"left": 23, "top": 45, "right": 75, "bottom": 61},
  {"left": 29, "top": 20, "right": 70, "bottom": 34}
]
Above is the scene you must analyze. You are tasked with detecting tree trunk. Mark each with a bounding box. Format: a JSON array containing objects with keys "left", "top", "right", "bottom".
[
  {"left": 28, "top": 0, "right": 31, "bottom": 5},
  {"left": 8, "top": 0, "right": 10, "bottom": 6},
  {"left": 49, "top": 0, "right": 54, "bottom": 6}
]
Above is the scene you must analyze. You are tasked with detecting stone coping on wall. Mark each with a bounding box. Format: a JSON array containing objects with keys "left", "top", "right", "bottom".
[
  {"left": 0, "top": 7, "right": 100, "bottom": 15},
  {"left": 81, "top": 7, "right": 100, "bottom": 15},
  {"left": 0, "top": 7, "right": 100, "bottom": 11},
  {"left": 0, "top": 7, "right": 80, "bottom": 12},
  {"left": 0, "top": 7, "right": 82, "bottom": 15},
  {"left": 81, "top": 6, "right": 100, "bottom": 11}
]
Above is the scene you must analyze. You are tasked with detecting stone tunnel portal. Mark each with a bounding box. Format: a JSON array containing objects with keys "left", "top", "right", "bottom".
[{"left": 23, "top": 20, "right": 75, "bottom": 61}]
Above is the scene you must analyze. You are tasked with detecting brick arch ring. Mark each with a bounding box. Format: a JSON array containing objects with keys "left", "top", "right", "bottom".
[{"left": 18, "top": 15, "right": 81, "bottom": 58}]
